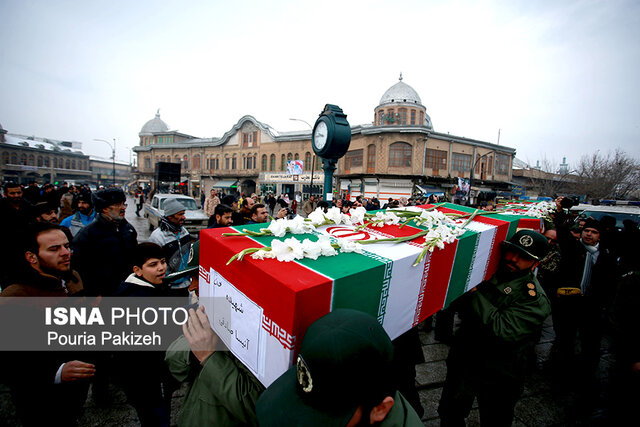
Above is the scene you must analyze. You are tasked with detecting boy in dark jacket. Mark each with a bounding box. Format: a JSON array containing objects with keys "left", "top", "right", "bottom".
[{"left": 115, "top": 243, "right": 175, "bottom": 426}]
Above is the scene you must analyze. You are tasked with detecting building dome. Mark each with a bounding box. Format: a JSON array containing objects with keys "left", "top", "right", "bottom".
[
  {"left": 139, "top": 110, "right": 169, "bottom": 136},
  {"left": 379, "top": 73, "right": 422, "bottom": 106}
]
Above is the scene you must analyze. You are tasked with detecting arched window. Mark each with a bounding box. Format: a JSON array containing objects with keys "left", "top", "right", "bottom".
[
  {"left": 399, "top": 108, "right": 407, "bottom": 125},
  {"left": 231, "top": 155, "right": 237, "bottom": 170},
  {"left": 388, "top": 142, "right": 412, "bottom": 167},
  {"left": 11, "top": 153, "right": 18, "bottom": 164},
  {"left": 20, "top": 154, "right": 27, "bottom": 165},
  {"left": 270, "top": 154, "right": 276, "bottom": 171},
  {"left": 378, "top": 111, "right": 385, "bottom": 125},
  {"left": 261, "top": 154, "right": 268, "bottom": 171},
  {"left": 1, "top": 152, "right": 8, "bottom": 165},
  {"left": 37, "top": 156, "right": 43, "bottom": 167},
  {"left": 294, "top": 153, "right": 299, "bottom": 161},
  {"left": 410, "top": 110, "right": 416, "bottom": 125},
  {"left": 174, "top": 155, "right": 181, "bottom": 164},
  {"left": 44, "top": 156, "right": 50, "bottom": 167},
  {"left": 71, "top": 160, "right": 76, "bottom": 169},
  {"left": 65, "top": 159, "right": 70, "bottom": 169},
  {"left": 281, "top": 154, "right": 286, "bottom": 171},
  {"left": 193, "top": 155, "right": 201, "bottom": 170},
  {"left": 182, "top": 155, "right": 189, "bottom": 170},
  {"left": 287, "top": 153, "right": 293, "bottom": 161},
  {"left": 367, "top": 144, "right": 376, "bottom": 172},
  {"left": 27, "top": 154, "right": 35, "bottom": 166},
  {"left": 304, "top": 152, "right": 311, "bottom": 171}
]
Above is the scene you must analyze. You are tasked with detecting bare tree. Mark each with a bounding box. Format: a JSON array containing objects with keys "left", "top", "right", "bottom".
[{"left": 575, "top": 149, "right": 640, "bottom": 200}]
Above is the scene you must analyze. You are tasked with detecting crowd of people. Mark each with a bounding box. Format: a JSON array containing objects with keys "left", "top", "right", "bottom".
[{"left": 0, "top": 181, "right": 637, "bottom": 426}]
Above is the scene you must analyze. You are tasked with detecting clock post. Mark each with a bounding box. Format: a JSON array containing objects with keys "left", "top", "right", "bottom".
[{"left": 311, "top": 104, "right": 351, "bottom": 202}]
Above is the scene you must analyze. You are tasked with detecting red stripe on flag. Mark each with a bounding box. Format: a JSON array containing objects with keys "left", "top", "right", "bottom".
[
  {"left": 518, "top": 217, "right": 544, "bottom": 232},
  {"left": 199, "top": 228, "right": 333, "bottom": 352},
  {"left": 415, "top": 238, "right": 458, "bottom": 323},
  {"left": 470, "top": 215, "right": 509, "bottom": 281}
]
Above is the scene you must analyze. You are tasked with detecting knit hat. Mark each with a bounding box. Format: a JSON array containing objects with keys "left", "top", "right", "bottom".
[
  {"left": 163, "top": 199, "right": 186, "bottom": 217},
  {"left": 582, "top": 217, "right": 601, "bottom": 232},
  {"left": 92, "top": 188, "right": 125, "bottom": 212},
  {"left": 256, "top": 309, "right": 395, "bottom": 427}
]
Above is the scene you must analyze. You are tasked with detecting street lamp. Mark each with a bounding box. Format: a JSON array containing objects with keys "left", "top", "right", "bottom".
[
  {"left": 469, "top": 150, "right": 495, "bottom": 205},
  {"left": 289, "top": 118, "right": 317, "bottom": 195},
  {"left": 94, "top": 138, "right": 116, "bottom": 186}
]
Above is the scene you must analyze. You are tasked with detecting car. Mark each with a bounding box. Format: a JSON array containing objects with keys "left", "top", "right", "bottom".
[
  {"left": 144, "top": 193, "right": 209, "bottom": 234},
  {"left": 570, "top": 204, "right": 640, "bottom": 230}
]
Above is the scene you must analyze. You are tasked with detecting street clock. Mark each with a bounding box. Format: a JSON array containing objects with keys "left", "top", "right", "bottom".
[{"left": 312, "top": 104, "right": 351, "bottom": 159}]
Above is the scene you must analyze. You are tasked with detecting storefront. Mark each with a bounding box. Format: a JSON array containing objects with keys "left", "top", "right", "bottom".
[{"left": 259, "top": 172, "right": 325, "bottom": 199}]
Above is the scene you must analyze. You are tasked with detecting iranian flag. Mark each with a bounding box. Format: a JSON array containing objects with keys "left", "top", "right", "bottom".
[{"left": 199, "top": 203, "right": 542, "bottom": 386}]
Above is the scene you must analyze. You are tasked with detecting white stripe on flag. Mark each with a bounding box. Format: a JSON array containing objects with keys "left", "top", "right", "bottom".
[{"left": 463, "top": 221, "right": 497, "bottom": 291}]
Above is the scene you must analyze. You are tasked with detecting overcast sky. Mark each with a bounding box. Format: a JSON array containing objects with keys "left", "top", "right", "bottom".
[{"left": 1, "top": 0, "right": 638, "bottom": 169}]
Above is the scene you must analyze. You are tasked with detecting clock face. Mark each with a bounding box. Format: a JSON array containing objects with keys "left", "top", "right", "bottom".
[{"left": 313, "top": 121, "right": 328, "bottom": 151}]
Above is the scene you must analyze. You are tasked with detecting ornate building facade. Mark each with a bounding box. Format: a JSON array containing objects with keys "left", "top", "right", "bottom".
[
  {"left": 0, "top": 123, "right": 92, "bottom": 185},
  {"left": 133, "top": 76, "right": 515, "bottom": 202}
]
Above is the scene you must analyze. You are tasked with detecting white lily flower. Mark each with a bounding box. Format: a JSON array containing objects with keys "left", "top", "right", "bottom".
[
  {"left": 316, "top": 236, "right": 338, "bottom": 257},
  {"left": 349, "top": 206, "right": 367, "bottom": 224},
  {"left": 271, "top": 238, "right": 304, "bottom": 262},
  {"left": 288, "top": 215, "right": 315, "bottom": 234},
  {"left": 301, "top": 238, "right": 322, "bottom": 260},
  {"left": 337, "top": 238, "right": 364, "bottom": 254},
  {"left": 251, "top": 249, "right": 275, "bottom": 260},
  {"left": 268, "top": 218, "right": 289, "bottom": 237},
  {"left": 308, "top": 208, "right": 327, "bottom": 226},
  {"left": 384, "top": 211, "right": 401, "bottom": 225},
  {"left": 325, "top": 207, "right": 344, "bottom": 225}
]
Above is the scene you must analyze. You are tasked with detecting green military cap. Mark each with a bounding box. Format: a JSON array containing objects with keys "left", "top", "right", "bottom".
[
  {"left": 256, "top": 309, "right": 395, "bottom": 427},
  {"left": 163, "top": 240, "right": 199, "bottom": 283},
  {"left": 502, "top": 229, "right": 550, "bottom": 261}
]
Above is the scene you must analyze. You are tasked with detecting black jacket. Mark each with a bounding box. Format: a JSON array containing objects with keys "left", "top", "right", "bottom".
[{"left": 71, "top": 214, "right": 137, "bottom": 296}]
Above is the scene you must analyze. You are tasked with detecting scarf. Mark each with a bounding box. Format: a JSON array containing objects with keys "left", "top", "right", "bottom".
[
  {"left": 579, "top": 240, "right": 599, "bottom": 295},
  {"left": 159, "top": 216, "right": 182, "bottom": 233}
]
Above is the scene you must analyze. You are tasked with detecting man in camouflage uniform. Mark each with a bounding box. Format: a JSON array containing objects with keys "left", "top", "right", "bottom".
[{"left": 439, "top": 230, "right": 551, "bottom": 427}]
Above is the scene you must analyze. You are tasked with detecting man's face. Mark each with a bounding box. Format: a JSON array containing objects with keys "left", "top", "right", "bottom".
[
  {"left": 104, "top": 201, "right": 126, "bottom": 221},
  {"left": 501, "top": 249, "right": 537, "bottom": 274},
  {"left": 168, "top": 211, "right": 186, "bottom": 227},
  {"left": 231, "top": 201, "right": 238, "bottom": 211},
  {"left": 28, "top": 230, "right": 71, "bottom": 276},
  {"left": 38, "top": 210, "right": 59, "bottom": 224},
  {"left": 581, "top": 227, "right": 600, "bottom": 246},
  {"left": 245, "top": 198, "right": 255, "bottom": 210},
  {"left": 216, "top": 212, "right": 233, "bottom": 226},
  {"left": 77, "top": 200, "right": 92, "bottom": 215},
  {"left": 252, "top": 207, "right": 269, "bottom": 223},
  {"left": 134, "top": 257, "right": 167, "bottom": 285},
  {"left": 544, "top": 229, "right": 558, "bottom": 246},
  {"left": 6, "top": 187, "right": 22, "bottom": 204}
]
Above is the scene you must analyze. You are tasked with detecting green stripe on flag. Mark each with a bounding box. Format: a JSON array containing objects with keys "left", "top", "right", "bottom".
[{"left": 444, "top": 229, "right": 479, "bottom": 308}]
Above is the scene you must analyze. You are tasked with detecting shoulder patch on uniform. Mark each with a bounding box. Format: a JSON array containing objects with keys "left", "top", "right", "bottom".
[
  {"left": 527, "top": 283, "right": 535, "bottom": 290},
  {"left": 528, "top": 289, "right": 536, "bottom": 297}
]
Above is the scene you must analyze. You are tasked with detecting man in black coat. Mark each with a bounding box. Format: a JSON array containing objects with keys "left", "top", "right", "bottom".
[
  {"left": 71, "top": 188, "right": 138, "bottom": 297},
  {"left": 0, "top": 182, "right": 34, "bottom": 288},
  {"left": 552, "top": 198, "right": 618, "bottom": 381}
]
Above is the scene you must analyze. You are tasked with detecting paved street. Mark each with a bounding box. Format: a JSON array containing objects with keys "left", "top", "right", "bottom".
[{"left": 0, "top": 197, "right": 621, "bottom": 425}]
